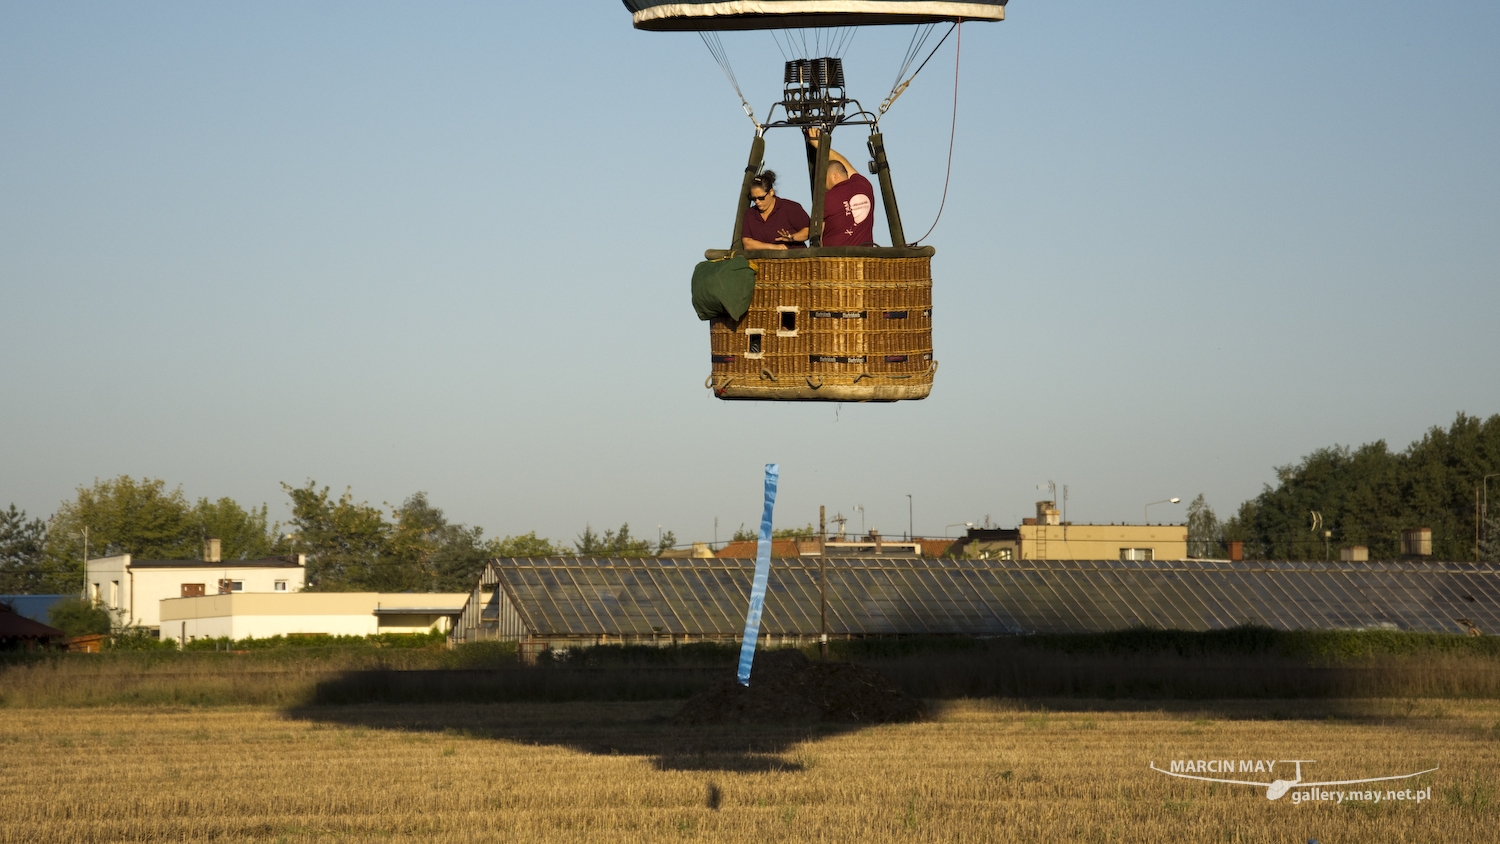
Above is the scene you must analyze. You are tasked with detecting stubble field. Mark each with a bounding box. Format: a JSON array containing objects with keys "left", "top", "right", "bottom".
[{"left": 2, "top": 698, "right": 1496, "bottom": 843}]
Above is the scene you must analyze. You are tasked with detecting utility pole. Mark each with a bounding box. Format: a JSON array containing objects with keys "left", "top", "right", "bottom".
[
  {"left": 906, "top": 494, "right": 913, "bottom": 542},
  {"left": 1482, "top": 474, "right": 1500, "bottom": 562},
  {"left": 819, "top": 505, "right": 828, "bottom": 661}
]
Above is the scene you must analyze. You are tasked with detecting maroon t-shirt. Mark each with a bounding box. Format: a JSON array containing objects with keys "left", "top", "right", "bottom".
[
  {"left": 742, "top": 197, "right": 810, "bottom": 248},
  {"left": 822, "top": 173, "right": 876, "bottom": 246}
]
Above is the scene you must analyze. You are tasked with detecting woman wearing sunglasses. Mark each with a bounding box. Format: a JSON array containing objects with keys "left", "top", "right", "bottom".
[{"left": 741, "top": 170, "right": 810, "bottom": 251}]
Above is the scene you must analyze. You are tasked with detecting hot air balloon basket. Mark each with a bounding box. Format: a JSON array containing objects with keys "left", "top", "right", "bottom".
[{"left": 706, "top": 253, "right": 935, "bottom": 402}]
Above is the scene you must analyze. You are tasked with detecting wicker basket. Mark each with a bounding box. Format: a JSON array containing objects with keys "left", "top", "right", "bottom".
[{"left": 706, "top": 250, "right": 935, "bottom": 401}]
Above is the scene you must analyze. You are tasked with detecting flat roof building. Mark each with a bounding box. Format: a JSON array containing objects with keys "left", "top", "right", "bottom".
[
  {"left": 160, "top": 592, "right": 468, "bottom": 643},
  {"left": 951, "top": 502, "right": 1188, "bottom": 561},
  {"left": 87, "top": 547, "right": 305, "bottom": 631}
]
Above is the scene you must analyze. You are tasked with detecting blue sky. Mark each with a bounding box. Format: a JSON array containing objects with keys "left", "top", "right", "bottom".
[{"left": 2, "top": 1, "right": 1497, "bottom": 544}]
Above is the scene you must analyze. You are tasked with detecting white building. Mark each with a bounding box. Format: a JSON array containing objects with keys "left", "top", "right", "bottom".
[
  {"left": 87, "top": 542, "right": 305, "bottom": 631},
  {"left": 159, "top": 592, "right": 469, "bottom": 642}
]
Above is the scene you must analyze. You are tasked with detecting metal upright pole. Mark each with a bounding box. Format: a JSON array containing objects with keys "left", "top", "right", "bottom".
[
  {"left": 819, "top": 505, "right": 828, "bottom": 661},
  {"left": 867, "top": 132, "right": 907, "bottom": 247},
  {"left": 730, "top": 134, "right": 766, "bottom": 253},
  {"left": 807, "top": 125, "right": 833, "bottom": 247}
]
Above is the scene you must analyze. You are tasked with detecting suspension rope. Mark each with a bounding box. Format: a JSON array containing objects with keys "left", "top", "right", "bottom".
[
  {"left": 912, "top": 20, "right": 961, "bottom": 246},
  {"left": 770, "top": 29, "right": 789, "bottom": 62},
  {"left": 879, "top": 22, "right": 956, "bottom": 118},
  {"left": 698, "top": 31, "right": 759, "bottom": 129},
  {"left": 773, "top": 26, "right": 858, "bottom": 62}
]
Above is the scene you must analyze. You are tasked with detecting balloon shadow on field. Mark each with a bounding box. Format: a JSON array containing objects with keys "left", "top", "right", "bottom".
[{"left": 281, "top": 667, "right": 865, "bottom": 773}]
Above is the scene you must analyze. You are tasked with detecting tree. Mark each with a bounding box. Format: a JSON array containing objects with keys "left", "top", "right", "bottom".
[
  {"left": 490, "top": 532, "right": 567, "bottom": 557},
  {"left": 40, "top": 476, "right": 282, "bottom": 592},
  {"left": 574, "top": 524, "right": 603, "bottom": 555},
  {"left": 0, "top": 504, "right": 48, "bottom": 593},
  {"left": 389, "top": 492, "right": 492, "bottom": 592},
  {"left": 192, "top": 497, "right": 280, "bottom": 560},
  {"left": 1185, "top": 495, "right": 1222, "bottom": 559},
  {"left": 1222, "top": 413, "right": 1500, "bottom": 560},
  {"left": 574, "top": 523, "right": 654, "bottom": 556},
  {"left": 42, "top": 476, "right": 197, "bottom": 591},
  {"left": 47, "top": 476, "right": 196, "bottom": 560},
  {"left": 47, "top": 596, "right": 113, "bottom": 637},
  {"left": 283, "top": 481, "right": 393, "bottom": 591},
  {"left": 772, "top": 523, "right": 816, "bottom": 540},
  {"left": 1484, "top": 507, "right": 1500, "bottom": 564},
  {"left": 732, "top": 522, "right": 813, "bottom": 542}
]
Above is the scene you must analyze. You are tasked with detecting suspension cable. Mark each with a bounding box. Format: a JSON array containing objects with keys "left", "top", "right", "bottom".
[
  {"left": 912, "top": 21, "right": 962, "bottom": 246},
  {"left": 698, "top": 31, "right": 760, "bottom": 130},
  {"left": 879, "top": 22, "right": 956, "bottom": 118}
]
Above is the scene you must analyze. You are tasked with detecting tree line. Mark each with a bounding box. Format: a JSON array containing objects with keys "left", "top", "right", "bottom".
[
  {"left": 1186, "top": 413, "right": 1500, "bottom": 561},
  {"left": 5, "top": 412, "right": 1499, "bottom": 594},
  {"left": 0, "top": 477, "right": 675, "bottom": 594}
]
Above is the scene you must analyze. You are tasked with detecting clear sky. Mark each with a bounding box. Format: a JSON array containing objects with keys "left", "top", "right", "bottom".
[{"left": 2, "top": 1, "right": 1497, "bottom": 545}]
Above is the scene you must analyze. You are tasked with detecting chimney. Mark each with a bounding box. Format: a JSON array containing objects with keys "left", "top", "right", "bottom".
[
  {"left": 1400, "top": 528, "right": 1432, "bottom": 557},
  {"left": 1340, "top": 546, "right": 1369, "bottom": 562},
  {"left": 203, "top": 538, "right": 222, "bottom": 563},
  {"left": 690, "top": 542, "right": 714, "bottom": 558},
  {"left": 1227, "top": 540, "right": 1244, "bottom": 561},
  {"left": 1036, "top": 501, "right": 1061, "bottom": 526}
]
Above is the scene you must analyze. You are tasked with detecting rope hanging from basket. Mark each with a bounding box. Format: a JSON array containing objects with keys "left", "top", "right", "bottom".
[
  {"left": 699, "top": 31, "right": 760, "bottom": 130},
  {"left": 910, "top": 20, "right": 962, "bottom": 246}
]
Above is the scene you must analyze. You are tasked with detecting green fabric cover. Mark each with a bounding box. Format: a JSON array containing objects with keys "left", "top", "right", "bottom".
[{"left": 691, "top": 256, "right": 756, "bottom": 321}]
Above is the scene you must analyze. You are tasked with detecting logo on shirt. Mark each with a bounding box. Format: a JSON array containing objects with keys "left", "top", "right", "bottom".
[{"left": 847, "top": 193, "right": 872, "bottom": 225}]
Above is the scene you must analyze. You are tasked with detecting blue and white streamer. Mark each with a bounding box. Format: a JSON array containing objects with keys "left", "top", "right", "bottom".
[{"left": 737, "top": 463, "right": 779, "bottom": 686}]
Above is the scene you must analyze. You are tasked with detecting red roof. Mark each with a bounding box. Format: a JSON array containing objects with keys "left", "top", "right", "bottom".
[
  {"left": 0, "top": 606, "right": 66, "bottom": 639},
  {"left": 714, "top": 539, "right": 803, "bottom": 558}
]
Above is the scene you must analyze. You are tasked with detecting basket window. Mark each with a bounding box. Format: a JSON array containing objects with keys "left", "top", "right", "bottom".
[
  {"left": 746, "top": 330, "right": 765, "bottom": 358},
  {"left": 777, "top": 306, "right": 799, "bottom": 337}
]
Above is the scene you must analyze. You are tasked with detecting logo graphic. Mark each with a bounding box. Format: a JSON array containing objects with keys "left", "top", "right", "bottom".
[
  {"left": 847, "top": 193, "right": 871, "bottom": 224},
  {"left": 1149, "top": 759, "right": 1438, "bottom": 801}
]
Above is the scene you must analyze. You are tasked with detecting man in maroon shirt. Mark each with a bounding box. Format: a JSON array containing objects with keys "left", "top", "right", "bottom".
[{"left": 809, "top": 132, "right": 877, "bottom": 246}]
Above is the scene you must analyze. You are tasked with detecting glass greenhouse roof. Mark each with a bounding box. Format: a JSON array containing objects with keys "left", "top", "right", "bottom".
[{"left": 489, "top": 557, "right": 1500, "bottom": 637}]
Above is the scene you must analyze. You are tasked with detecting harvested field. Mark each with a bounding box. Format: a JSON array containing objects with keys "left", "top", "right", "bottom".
[
  {"left": 2, "top": 699, "right": 1497, "bottom": 843},
  {"left": 675, "top": 648, "right": 926, "bottom": 724}
]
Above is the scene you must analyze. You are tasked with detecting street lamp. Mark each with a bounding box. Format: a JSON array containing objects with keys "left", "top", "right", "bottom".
[
  {"left": 853, "top": 505, "right": 865, "bottom": 537},
  {"left": 1484, "top": 474, "right": 1500, "bottom": 561},
  {"left": 1144, "top": 498, "right": 1181, "bottom": 524},
  {"left": 906, "top": 494, "right": 913, "bottom": 541},
  {"left": 945, "top": 522, "right": 975, "bottom": 538}
]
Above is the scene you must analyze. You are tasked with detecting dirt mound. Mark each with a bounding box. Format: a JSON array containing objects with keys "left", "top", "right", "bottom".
[{"left": 674, "top": 649, "right": 926, "bottom": 725}]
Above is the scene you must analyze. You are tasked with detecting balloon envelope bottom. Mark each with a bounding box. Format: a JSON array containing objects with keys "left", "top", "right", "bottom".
[{"left": 626, "top": 1, "right": 1006, "bottom": 32}]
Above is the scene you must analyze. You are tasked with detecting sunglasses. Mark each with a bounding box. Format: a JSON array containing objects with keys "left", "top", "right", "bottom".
[{"left": 749, "top": 193, "right": 771, "bottom": 202}]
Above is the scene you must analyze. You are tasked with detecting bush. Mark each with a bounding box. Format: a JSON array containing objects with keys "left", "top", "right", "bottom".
[
  {"left": 107, "top": 628, "right": 179, "bottom": 651},
  {"left": 47, "top": 597, "right": 112, "bottom": 637},
  {"left": 180, "top": 629, "right": 447, "bottom": 652}
]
